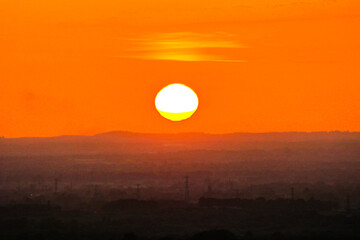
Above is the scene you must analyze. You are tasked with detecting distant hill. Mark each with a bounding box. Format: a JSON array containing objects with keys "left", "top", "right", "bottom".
[
  {"left": 95, "top": 131, "right": 360, "bottom": 142},
  {"left": 0, "top": 131, "right": 359, "bottom": 156}
]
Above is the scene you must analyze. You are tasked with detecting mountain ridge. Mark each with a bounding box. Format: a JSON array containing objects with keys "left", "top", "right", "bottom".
[{"left": 4, "top": 130, "right": 360, "bottom": 141}]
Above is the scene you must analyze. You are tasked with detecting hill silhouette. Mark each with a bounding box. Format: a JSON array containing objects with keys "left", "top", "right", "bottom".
[{"left": 0, "top": 131, "right": 359, "bottom": 156}]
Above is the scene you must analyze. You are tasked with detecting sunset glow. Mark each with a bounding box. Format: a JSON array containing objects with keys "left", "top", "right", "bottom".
[
  {"left": 1, "top": 2, "right": 359, "bottom": 239},
  {"left": 0, "top": 0, "right": 360, "bottom": 137}
]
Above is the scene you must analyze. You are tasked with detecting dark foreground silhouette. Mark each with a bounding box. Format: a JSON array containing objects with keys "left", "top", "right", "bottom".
[
  {"left": 0, "top": 197, "right": 359, "bottom": 240},
  {"left": 1, "top": 131, "right": 359, "bottom": 239}
]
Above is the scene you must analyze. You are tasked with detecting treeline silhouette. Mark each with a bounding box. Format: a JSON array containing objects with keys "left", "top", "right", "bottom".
[
  {"left": 199, "top": 197, "right": 337, "bottom": 211},
  {"left": 0, "top": 196, "right": 359, "bottom": 240}
]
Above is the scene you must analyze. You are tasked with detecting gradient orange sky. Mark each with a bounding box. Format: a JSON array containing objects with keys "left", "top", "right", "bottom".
[{"left": 1, "top": 0, "right": 360, "bottom": 137}]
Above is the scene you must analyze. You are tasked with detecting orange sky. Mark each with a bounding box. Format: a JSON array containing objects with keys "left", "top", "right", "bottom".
[{"left": 1, "top": 0, "right": 360, "bottom": 137}]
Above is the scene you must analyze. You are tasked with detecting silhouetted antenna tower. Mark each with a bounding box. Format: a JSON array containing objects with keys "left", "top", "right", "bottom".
[{"left": 185, "top": 176, "right": 190, "bottom": 202}]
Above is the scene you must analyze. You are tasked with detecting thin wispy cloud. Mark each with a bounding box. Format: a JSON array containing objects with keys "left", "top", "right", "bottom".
[{"left": 121, "top": 32, "right": 247, "bottom": 62}]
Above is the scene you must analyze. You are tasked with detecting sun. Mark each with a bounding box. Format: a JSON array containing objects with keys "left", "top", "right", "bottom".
[{"left": 155, "top": 83, "right": 199, "bottom": 121}]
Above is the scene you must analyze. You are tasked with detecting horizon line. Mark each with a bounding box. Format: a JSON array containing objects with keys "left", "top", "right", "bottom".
[{"left": 2, "top": 130, "right": 359, "bottom": 140}]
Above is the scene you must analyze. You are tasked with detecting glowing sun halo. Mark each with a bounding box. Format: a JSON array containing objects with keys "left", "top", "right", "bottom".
[{"left": 155, "top": 83, "right": 199, "bottom": 121}]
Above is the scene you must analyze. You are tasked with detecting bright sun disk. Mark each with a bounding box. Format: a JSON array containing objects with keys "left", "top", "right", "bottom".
[{"left": 155, "top": 83, "right": 198, "bottom": 121}]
